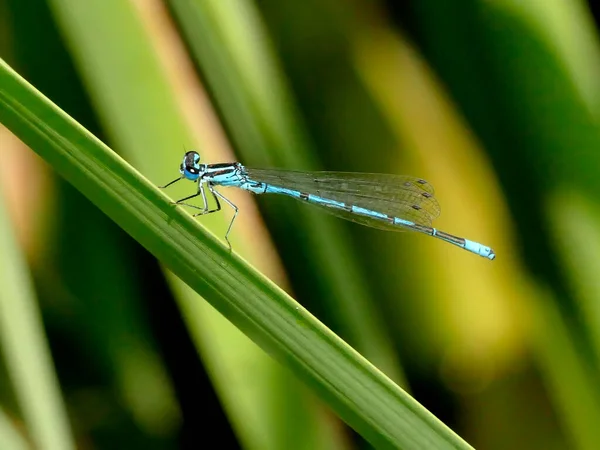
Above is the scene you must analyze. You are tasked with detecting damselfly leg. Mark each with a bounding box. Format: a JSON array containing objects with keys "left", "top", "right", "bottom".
[
  {"left": 158, "top": 177, "right": 183, "bottom": 189},
  {"left": 169, "top": 185, "right": 206, "bottom": 212},
  {"left": 208, "top": 184, "right": 238, "bottom": 251},
  {"left": 191, "top": 182, "right": 221, "bottom": 216}
]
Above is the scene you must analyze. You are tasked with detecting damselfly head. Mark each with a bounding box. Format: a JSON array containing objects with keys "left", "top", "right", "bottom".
[{"left": 180, "top": 151, "right": 202, "bottom": 181}]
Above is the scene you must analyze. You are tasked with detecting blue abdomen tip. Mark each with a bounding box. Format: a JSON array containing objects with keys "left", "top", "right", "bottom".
[{"left": 465, "top": 239, "right": 496, "bottom": 260}]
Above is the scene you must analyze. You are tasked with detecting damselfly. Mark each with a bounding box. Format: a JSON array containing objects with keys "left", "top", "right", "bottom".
[{"left": 159, "top": 151, "right": 495, "bottom": 260}]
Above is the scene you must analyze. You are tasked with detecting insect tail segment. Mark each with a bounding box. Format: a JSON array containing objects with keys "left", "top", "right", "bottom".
[{"left": 394, "top": 218, "right": 495, "bottom": 260}]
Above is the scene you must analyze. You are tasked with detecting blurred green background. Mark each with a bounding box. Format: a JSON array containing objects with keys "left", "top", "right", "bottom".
[{"left": 2, "top": 0, "right": 600, "bottom": 448}]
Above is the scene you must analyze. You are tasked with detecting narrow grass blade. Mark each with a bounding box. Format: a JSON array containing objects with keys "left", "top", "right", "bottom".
[{"left": 0, "top": 178, "right": 75, "bottom": 450}]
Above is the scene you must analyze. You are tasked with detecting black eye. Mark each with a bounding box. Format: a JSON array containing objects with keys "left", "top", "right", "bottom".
[{"left": 188, "top": 166, "right": 198, "bottom": 174}]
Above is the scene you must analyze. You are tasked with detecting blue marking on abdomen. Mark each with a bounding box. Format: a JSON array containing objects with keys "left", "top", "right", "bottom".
[
  {"left": 264, "top": 185, "right": 302, "bottom": 198},
  {"left": 352, "top": 206, "right": 387, "bottom": 220},
  {"left": 308, "top": 195, "right": 345, "bottom": 209},
  {"left": 464, "top": 239, "right": 495, "bottom": 259},
  {"left": 393, "top": 217, "right": 415, "bottom": 227}
]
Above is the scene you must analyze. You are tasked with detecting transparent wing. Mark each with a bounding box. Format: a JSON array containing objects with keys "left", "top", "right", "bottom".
[{"left": 245, "top": 168, "right": 441, "bottom": 230}]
